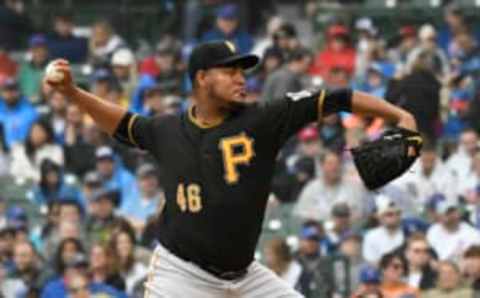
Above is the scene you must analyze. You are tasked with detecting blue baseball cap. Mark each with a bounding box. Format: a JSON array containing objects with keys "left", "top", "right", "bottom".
[
  {"left": 300, "top": 226, "right": 321, "bottom": 241},
  {"left": 359, "top": 265, "right": 380, "bottom": 284},
  {"left": 216, "top": 4, "right": 238, "bottom": 20},
  {"left": 29, "top": 34, "right": 47, "bottom": 48}
]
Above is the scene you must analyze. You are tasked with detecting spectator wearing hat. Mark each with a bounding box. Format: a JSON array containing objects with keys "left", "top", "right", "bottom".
[
  {"left": 111, "top": 48, "right": 137, "bottom": 107},
  {"left": 46, "top": 11, "right": 88, "bottom": 63},
  {"left": 18, "top": 34, "right": 50, "bottom": 102},
  {"left": 261, "top": 47, "right": 313, "bottom": 103},
  {"left": 310, "top": 24, "right": 356, "bottom": 79},
  {"left": 387, "top": 25, "right": 418, "bottom": 76},
  {"left": 406, "top": 24, "right": 450, "bottom": 79},
  {"left": 403, "top": 233, "right": 437, "bottom": 291},
  {"left": 295, "top": 221, "right": 323, "bottom": 272},
  {"left": 427, "top": 200, "right": 480, "bottom": 262},
  {"left": 86, "top": 188, "right": 123, "bottom": 244},
  {"left": 451, "top": 31, "right": 480, "bottom": 79},
  {"left": 30, "top": 159, "right": 82, "bottom": 207},
  {"left": 351, "top": 265, "right": 383, "bottom": 298},
  {"left": 423, "top": 261, "right": 472, "bottom": 298},
  {"left": 120, "top": 163, "right": 165, "bottom": 236},
  {"left": 250, "top": 16, "right": 286, "bottom": 58},
  {"left": 90, "top": 68, "right": 114, "bottom": 99},
  {"left": 334, "top": 231, "right": 365, "bottom": 296},
  {"left": 200, "top": 4, "right": 253, "bottom": 55},
  {"left": 0, "top": 77, "right": 38, "bottom": 149},
  {"left": 94, "top": 146, "right": 136, "bottom": 203},
  {"left": 324, "top": 203, "right": 353, "bottom": 254},
  {"left": 246, "top": 46, "right": 284, "bottom": 101},
  {"left": 284, "top": 125, "right": 321, "bottom": 173},
  {"left": 363, "top": 195, "right": 405, "bottom": 264},
  {"left": 89, "top": 20, "right": 127, "bottom": 67},
  {"left": 294, "top": 150, "right": 366, "bottom": 222},
  {"left": 264, "top": 22, "right": 301, "bottom": 61},
  {"left": 379, "top": 252, "right": 419, "bottom": 298},
  {"left": 393, "top": 141, "right": 458, "bottom": 211}
]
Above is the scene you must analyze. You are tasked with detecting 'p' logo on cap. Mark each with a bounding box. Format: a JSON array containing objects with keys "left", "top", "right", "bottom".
[{"left": 224, "top": 41, "right": 236, "bottom": 53}]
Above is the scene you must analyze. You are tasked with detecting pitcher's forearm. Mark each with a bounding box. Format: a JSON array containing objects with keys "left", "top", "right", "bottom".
[{"left": 67, "top": 86, "right": 127, "bottom": 135}]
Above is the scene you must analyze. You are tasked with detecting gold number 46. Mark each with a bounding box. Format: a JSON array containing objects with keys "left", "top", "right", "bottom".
[{"left": 176, "top": 183, "right": 202, "bottom": 213}]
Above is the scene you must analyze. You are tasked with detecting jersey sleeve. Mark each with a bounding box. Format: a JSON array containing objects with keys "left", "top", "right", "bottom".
[
  {"left": 113, "top": 112, "right": 156, "bottom": 151},
  {"left": 261, "top": 88, "right": 352, "bottom": 147}
]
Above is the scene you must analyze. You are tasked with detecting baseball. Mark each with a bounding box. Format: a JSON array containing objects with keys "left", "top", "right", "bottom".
[{"left": 45, "top": 61, "right": 65, "bottom": 83}]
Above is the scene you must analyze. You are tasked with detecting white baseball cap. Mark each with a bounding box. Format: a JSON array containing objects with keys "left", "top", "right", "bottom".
[
  {"left": 375, "top": 194, "right": 401, "bottom": 216},
  {"left": 111, "top": 49, "right": 135, "bottom": 66}
]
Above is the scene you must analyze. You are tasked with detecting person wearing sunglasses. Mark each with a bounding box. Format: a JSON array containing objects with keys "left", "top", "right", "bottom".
[
  {"left": 379, "top": 252, "right": 418, "bottom": 298},
  {"left": 404, "top": 233, "right": 437, "bottom": 291}
]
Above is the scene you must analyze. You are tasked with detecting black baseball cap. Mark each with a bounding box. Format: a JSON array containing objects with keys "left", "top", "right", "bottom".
[{"left": 188, "top": 41, "right": 259, "bottom": 82}]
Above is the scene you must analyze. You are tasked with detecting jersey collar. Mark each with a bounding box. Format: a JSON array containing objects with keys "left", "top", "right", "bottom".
[{"left": 188, "top": 105, "right": 225, "bottom": 129}]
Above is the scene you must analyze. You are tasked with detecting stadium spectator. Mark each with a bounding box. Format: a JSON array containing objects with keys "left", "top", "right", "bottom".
[
  {"left": 379, "top": 252, "right": 418, "bottom": 298},
  {"left": 264, "top": 238, "right": 313, "bottom": 296},
  {"left": 88, "top": 242, "right": 126, "bottom": 291},
  {"left": 200, "top": 4, "right": 253, "bottom": 55},
  {"left": 9, "top": 119, "right": 64, "bottom": 182},
  {"left": 89, "top": 20, "right": 126, "bottom": 68},
  {"left": 94, "top": 146, "right": 136, "bottom": 202},
  {"left": 41, "top": 89, "right": 69, "bottom": 144},
  {"left": 46, "top": 11, "right": 88, "bottom": 63},
  {"left": 85, "top": 189, "right": 122, "bottom": 244},
  {"left": 0, "top": 48, "right": 17, "bottom": 86},
  {"left": 406, "top": 24, "right": 450, "bottom": 79},
  {"left": 0, "top": 0, "right": 32, "bottom": 50},
  {"left": 423, "top": 261, "right": 472, "bottom": 298},
  {"left": 324, "top": 202, "right": 353, "bottom": 254},
  {"left": 66, "top": 268, "right": 126, "bottom": 298},
  {"left": 451, "top": 31, "right": 480, "bottom": 79},
  {"left": 462, "top": 245, "right": 480, "bottom": 294},
  {"left": 439, "top": 4, "right": 480, "bottom": 56},
  {"left": 0, "top": 78, "right": 38, "bottom": 149},
  {"left": 363, "top": 195, "right": 405, "bottom": 265},
  {"left": 30, "top": 159, "right": 82, "bottom": 206},
  {"left": 386, "top": 49, "right": 441, "bottom": 140},
  {"left": 443, "top": 73, "right": 474, "bottom": 140},
  {"left": 261, "top": 47, "right": 312, "bottom": 102},
  {"left": 265, "top": 23, "right": 301, "bottom": 61},
  {"left": 404, "top": 233, "right": 437, "bottom": 290},
  {"left": 110, "top": 48, "right": 137, "bottom": 107},
  {"left": 108, "top": 227, "right": 148, "bottom": 295},
  {"left": 18, "top": 34, "right": 50, "bottom": 103},
  {"left": 295, "top": 221, "right": 323, "bottom": 272},
  {"left": 51, "top": 238, "right": 85, "bottom": 278},
  {"left": 445, "top": 129, "right": 479, "bottom": 181},
  {"left": 394, "top": 141, "right": 458, "bottom": 209},
  {"left": 90, "top": 68, "right": 114, "bottom": 99},
  {"left": 120, "top": 163, "right": 165, "bottom": 236},
  {"left": 427, "top": 200, "right": 480, "bottom": 262},
  {"left": 351, "top": 265, "right": 383, "bottom": 298},
  {"left": 310, "top": 24, "right": 356, "bottom": 79},
  {"left": 387, "top": 25, "right": 418, "bottom": 76},
  {"left": 294, "top": 151, "right": 366, "bottom": 221},
  {"left": 139, "top": 35, "right": 183, "bottom": 77},
  {"left": 63, "top": 104, "right": 96, "bottom": 178},
  {"left": 1, "top": 241, "right": 43, "bottom": 297}
]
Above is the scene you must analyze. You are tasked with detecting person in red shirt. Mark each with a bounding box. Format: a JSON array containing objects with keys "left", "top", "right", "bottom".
[
  {"left": 310, "top": 24, "right": 356, "bottom": 80},
  {"left": 0, "top": 49, "right": 17, "bottom": 85}
]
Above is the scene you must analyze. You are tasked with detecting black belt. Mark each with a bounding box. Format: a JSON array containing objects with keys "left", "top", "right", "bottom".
[{"left": 201, "top": 264, "right": 248, "bottom": 281}]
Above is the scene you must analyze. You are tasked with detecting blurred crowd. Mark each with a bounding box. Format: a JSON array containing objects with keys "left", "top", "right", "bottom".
[{"left": 2, "top": 0, "right": 480, "bottom": 297}]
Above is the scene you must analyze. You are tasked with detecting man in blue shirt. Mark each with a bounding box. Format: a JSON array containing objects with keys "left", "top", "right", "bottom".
[
  {"left": 200, "top": 4, "right": 253, "bottom": 55},
  {"left": 0, "top": 78, "right": 38, "bottom": 149},
  {"left": 121, "top": 163, "right": 165, "bottom": 235}
]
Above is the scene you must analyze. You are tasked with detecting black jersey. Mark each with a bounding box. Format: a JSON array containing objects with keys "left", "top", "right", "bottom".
[{"left": 114, "top": 89, "right": 352, "bottom": 272}]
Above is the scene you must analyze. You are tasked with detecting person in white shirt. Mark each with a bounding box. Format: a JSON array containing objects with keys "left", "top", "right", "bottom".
[
  {"left": 427, "top": 200, "right": 480, "bottom": 263},
  {"left": 446, "top": 129, "right": 479, "bottom": 182},
  {"left": 362, "top": 195, "right": 405, "bottom": 265},
  {"left": 405, "top": 233, "right": 437, "bottom": 291},
  {"left": 393, "top": 142, "right": 458, "bottom": 210},
  {"left": 293, "top": 151, "right": 366, "bottom": 221}
]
